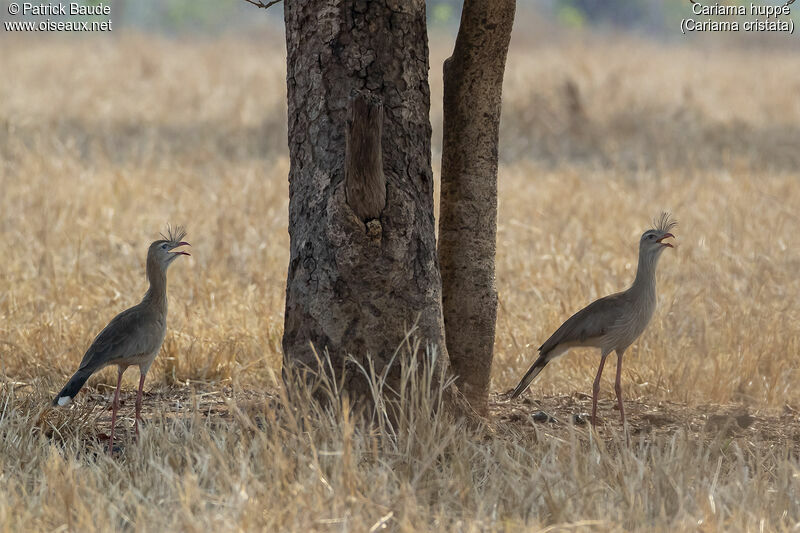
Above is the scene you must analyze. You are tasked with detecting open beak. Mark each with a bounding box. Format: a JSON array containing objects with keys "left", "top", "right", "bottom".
[
  {"left": 656, "top": 233, "right": 675, "bottom": 248},
  {"left": 171, "top": 241, "right": 191, "bottom": 256}
]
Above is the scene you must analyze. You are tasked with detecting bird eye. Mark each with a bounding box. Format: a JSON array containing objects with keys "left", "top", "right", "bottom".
[
  {"left": 161, "top": 243, "right": 168, "bottom": 249},
  {"left": 647, "top": 234, "right": 655, "bottom": 240}
]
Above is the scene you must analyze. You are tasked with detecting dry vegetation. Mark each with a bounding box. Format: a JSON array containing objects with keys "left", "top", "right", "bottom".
[{"left": 2, "top": 29, "right": 800, "bottom": 532}]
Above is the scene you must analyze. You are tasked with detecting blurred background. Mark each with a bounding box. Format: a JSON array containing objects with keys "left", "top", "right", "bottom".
[
  {"left": 3, "top": 0, "right": 799, "bottom": 171},
  {"left": 2, "top": 0, "right": 798, "bottom": 40},
  {"left": 1, "top": 0, "right": 799, "bottom": 407}
]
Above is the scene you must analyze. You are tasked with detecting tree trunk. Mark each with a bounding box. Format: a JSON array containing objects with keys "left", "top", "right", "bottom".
[
  {"left": 438, "top": 0, "right": 516, "bottom": 414},
  {"left": 111, "top": 0, "right": 125, "bottom": 32},
  {"left": 282, "top": 0, "right": 448, "bottom": 395}
]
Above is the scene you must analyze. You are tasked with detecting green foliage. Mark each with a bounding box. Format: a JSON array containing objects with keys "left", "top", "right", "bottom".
[
  {"left": 162, "top": 0, "right": 238, "bottom": 31},
  {"left": 427, "top": 0, "right": 461, "bottom": 27},
  {"left": 554, "top": 0, "right": 668, "bottom": 30},
  {"left": 431, "top": 4, "right": 455, "bottom": 25},
  {"left": 556, "top": 4, "right": 586, "bottom": 29}
]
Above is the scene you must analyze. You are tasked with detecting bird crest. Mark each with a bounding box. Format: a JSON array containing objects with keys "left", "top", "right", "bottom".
[
  {"left": 652, "top": 212, "right": 677, "bottom": 234},
  {"left": 161, "top": 224, "right": 187, "bottom": 243}
]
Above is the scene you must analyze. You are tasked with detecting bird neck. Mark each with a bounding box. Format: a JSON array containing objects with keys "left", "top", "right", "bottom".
[
  {"left": 631, "top": 249, "right": 661, "bottom": 297},
  {"left": 143, "top": 255, "right": 168, "bottom": 309}
]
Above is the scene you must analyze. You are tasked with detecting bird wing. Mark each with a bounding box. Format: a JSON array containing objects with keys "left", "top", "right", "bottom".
[
  {"left": 77, "top": 304, "right": 161, "bottom": 372},
  {"left": 538, "top": 292, "right": 627, "bottom": 355}
]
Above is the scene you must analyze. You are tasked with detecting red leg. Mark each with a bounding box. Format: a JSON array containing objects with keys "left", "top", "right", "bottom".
[
  {"left": 614, "top": 350, "right": 626, "bottom": 428},
  {"left": 591, "top": 351, "right": 610, "bottom": 426},
  {"left": 108, "top": 367, "right": 124, "bottom": 455},
  {"left": 134, "top": 372, "right": 146, "bottom": 437}
]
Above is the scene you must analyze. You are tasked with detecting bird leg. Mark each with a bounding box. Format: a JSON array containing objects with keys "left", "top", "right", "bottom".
[
  {"left": 615, "top": 350, "right": 626, "bottom": 428},
  {"left": 108, "top": 367, "right": 124, "bottom": 455},
  {"left": 591, "top": 352, "right": 610, "bottom": 426},
  {"left": 134, "top": 372, "right": 146, "bottom": 437}
]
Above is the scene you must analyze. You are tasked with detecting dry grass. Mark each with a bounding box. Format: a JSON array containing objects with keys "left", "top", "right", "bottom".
[{"left": 2, "top": 31, "right": 800, "bottom": 531}]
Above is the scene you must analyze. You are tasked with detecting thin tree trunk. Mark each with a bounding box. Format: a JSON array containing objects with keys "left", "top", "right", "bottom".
[
  {"left": 438, "top": 0, "right": 516, "bottom": 414},
  {"left": 111, "top": 0, "right": 125, "bottom": 33},
  {"left": 282, "top": 0, "right": 448, "bottom": 395}
]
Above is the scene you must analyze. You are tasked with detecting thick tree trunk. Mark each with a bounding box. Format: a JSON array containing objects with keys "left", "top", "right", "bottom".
[
  {"left": 282, "top": 1, "right": 448, "bottom": 395},
  {"left": 438, "top": 1, "right": 516, "bottom": 414}
]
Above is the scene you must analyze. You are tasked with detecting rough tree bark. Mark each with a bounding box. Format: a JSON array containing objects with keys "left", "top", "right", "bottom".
[
  {"left": 282, "top": 1, "right": 448, "bottom": 394},
  {"left": 438, "top": 1, "right": 516, "bottom": 414}
]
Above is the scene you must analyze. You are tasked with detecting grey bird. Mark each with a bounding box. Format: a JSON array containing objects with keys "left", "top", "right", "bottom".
[
  {"left": 511, "top": 213, "right": 677, "bottom": 427},
  {"left": 53, "top": 227, "right": 190, "bottom": 453}
]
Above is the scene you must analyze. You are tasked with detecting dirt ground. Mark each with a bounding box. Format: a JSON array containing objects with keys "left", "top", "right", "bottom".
[
  {"left": 491, "top": 392, "right": 800, "bottom": 451},
  {"left": 39, "top": 385, "right": 800, "bottom": 454}
]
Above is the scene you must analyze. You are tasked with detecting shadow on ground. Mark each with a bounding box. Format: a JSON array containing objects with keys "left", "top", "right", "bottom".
[
  {"left": 491, "top": 392, "right": 800, "bottom": 450},
  {"left": 38, "top": 384, "right": 800, "bottom": 455}
]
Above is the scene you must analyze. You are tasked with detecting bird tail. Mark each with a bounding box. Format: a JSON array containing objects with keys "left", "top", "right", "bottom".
[
  {"left": 52, "top": 369, "right": 92, "bottom": 406},
  {"left": 510, "top": 353, "right": 551, "bottom": 399}
]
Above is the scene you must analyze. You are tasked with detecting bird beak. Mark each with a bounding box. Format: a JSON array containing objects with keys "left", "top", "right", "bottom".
[
  {"left": 171, "top": 242, "right": 191, "bottom": 256},
  {"left": 656, "top": 233, "right": 675, "bottom": 248}
]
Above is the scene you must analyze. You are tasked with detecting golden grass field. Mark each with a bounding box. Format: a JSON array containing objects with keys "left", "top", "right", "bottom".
[{"left": 2, "top": 29, "right": 800, "bottom": 531}]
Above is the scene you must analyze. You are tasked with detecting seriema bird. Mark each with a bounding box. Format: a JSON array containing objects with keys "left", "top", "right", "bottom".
[
  {"left": 511, "top": 213, "right": 677, "bottom": 427},
  {"left": 53, "top": 226, "right": 190, "bottom": 453}
]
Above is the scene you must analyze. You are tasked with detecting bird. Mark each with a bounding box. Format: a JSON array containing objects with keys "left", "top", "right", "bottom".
[
  {"left": 511, "top": 213, "right": 676, "bottom": 427},
  {"left": 53, "top": 226, "right": 190, "bottom": 453}
]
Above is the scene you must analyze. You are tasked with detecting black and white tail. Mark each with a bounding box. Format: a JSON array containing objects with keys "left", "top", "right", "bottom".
[
  {"left": 510, "top": 353, "right": 551, "bottom": 399},
  {"left": 52, "top": 369, "right": 92, "bottom": 406}
]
